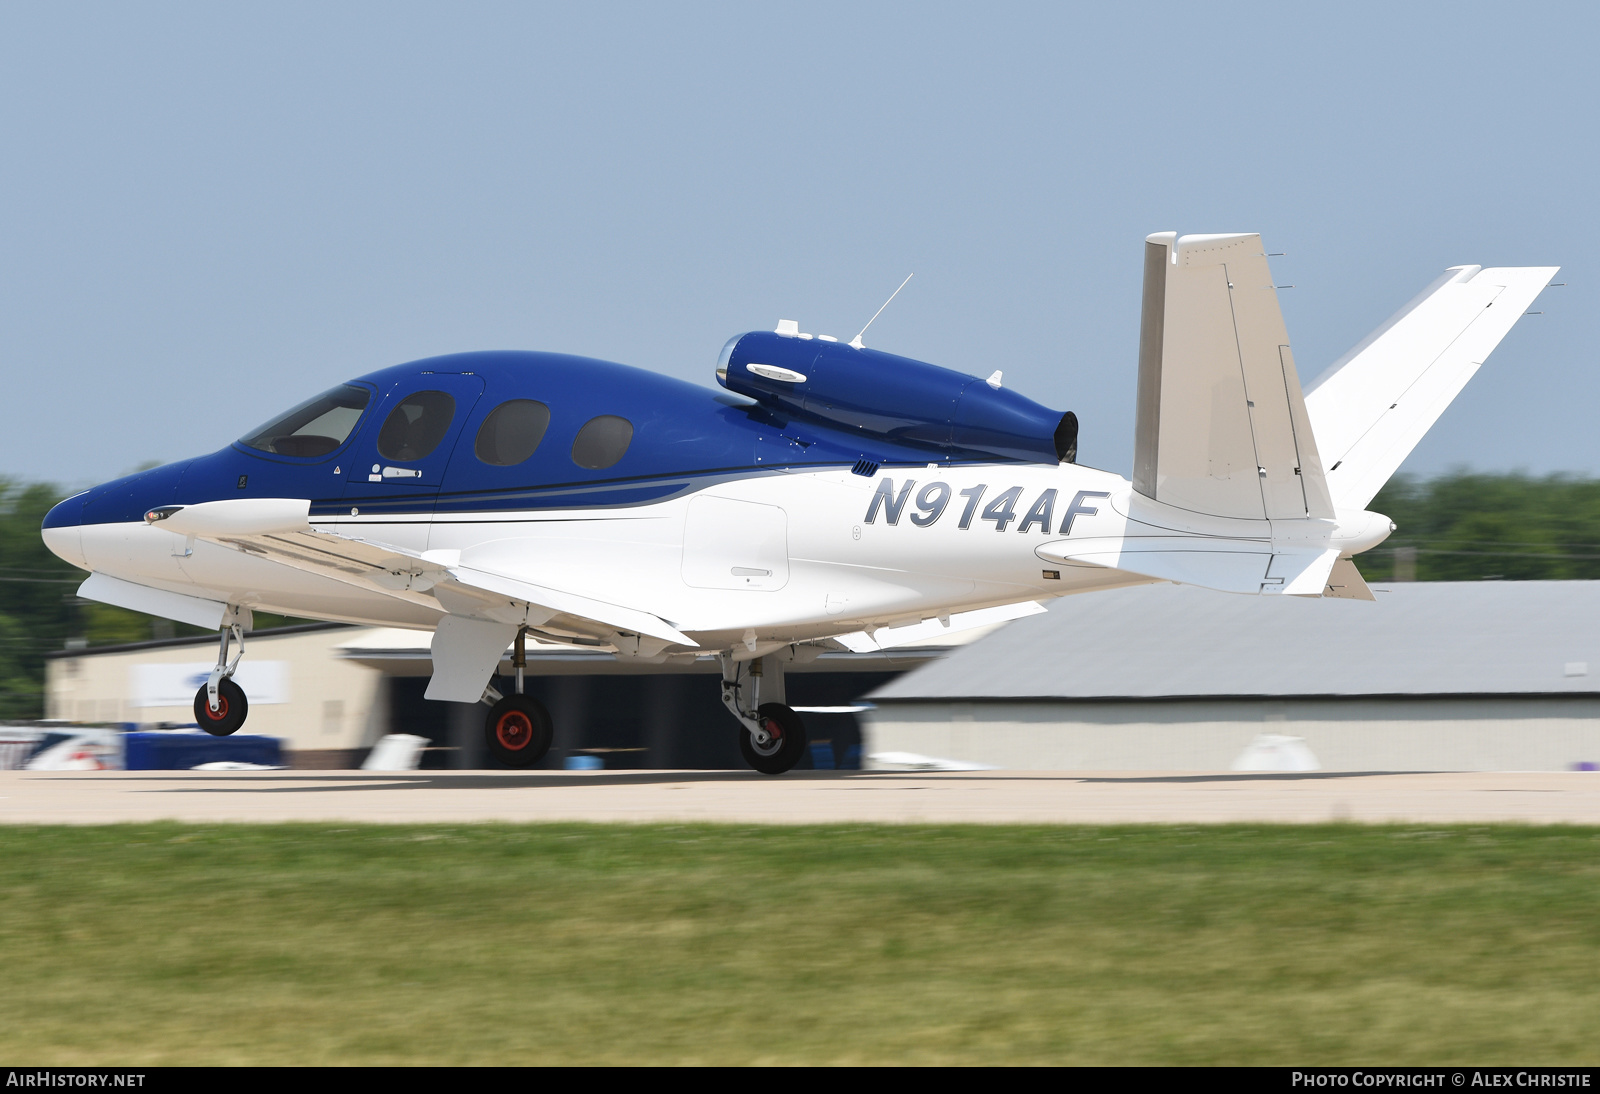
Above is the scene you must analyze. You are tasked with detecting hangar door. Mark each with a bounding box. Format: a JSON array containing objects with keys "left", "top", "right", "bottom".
[{"left": 681, "top": 496, "right": 789, "bottom": 591}]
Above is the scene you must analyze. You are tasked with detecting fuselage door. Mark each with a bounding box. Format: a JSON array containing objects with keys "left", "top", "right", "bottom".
[
  {"left": 341, "top": 373, "right": 485, "bottom": 518},
  {"left": 681, "top": 495, "right": 789, "bottom": 591}
]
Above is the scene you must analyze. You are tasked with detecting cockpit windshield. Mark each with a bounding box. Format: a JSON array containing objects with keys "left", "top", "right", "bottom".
[{"left": 241, "top": 384, "right": 371, "bottom": 458}]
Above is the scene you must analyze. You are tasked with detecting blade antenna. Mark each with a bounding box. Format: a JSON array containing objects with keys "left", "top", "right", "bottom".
[{"left": 849, "top": 273, "right": 913, "bottom": 349}]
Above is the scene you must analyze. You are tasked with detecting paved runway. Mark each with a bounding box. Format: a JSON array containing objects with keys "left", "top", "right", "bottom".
[{"left": 3, "top": 769, "right": 1600, "bottom": 824}]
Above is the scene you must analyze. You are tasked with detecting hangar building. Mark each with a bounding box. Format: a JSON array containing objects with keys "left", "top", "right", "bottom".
[
  {"left": 864, "top": 581, "right": 1600, "bottom": 772},
  {"left": 41, "top": 625, "right": 956, "bottom": 769}
]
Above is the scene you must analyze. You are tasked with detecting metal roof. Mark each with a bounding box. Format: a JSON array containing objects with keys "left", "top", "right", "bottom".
[{"left": 868, "top": 581, "right": 1600, "bottom": 702}]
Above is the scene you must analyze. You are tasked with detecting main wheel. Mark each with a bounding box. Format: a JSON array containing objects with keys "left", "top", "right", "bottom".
[
  {"left": 484, "top": 694, "right": 553, "bottom": 768},
  {"left": 193, "top": 678, "right": 249, "bottom": 737},
  {"left": 739, "top": 702, "right": 808, "bottom": 775}
]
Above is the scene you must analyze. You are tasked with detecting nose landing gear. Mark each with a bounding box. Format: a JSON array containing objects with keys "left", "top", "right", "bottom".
[
  {"left": 194, "top": 677, "right": 249, "bottom": 737},
  {"left": 193, "top": 614, "right": 250, "bottom": 737},
  {"left": 483, "top": 627, "right": 553, "bottom": 767}
]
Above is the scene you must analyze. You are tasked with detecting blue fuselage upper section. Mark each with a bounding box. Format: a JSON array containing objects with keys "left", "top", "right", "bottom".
[{"left": 45, "top": 346, "right": 1074, "bottom": 530}]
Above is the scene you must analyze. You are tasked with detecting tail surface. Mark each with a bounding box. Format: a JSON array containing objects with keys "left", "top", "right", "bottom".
[
  {"left": 1132, "top": 234, "right": 1557, "bottom": 517},
  {"left": 1133, "top": 232, "right": 1333, "bottom": 521},
  {"left": 1303, "top": 264, "right": 1559, "bottom": 509},
  {"left": 1103, "top": 233, "right": 1554, "bottom": 601}
]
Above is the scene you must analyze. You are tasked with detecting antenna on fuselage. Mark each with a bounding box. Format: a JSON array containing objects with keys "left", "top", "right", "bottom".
[{"left": 849, "top": 273, "right": 913, "bottom": 349}]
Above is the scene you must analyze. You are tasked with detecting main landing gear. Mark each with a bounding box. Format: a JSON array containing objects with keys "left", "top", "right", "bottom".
[
  {"left": 721, "top": 654, "right": 807, "bottom": 775},
  {"left": 483, "top": 627, "right": 552, "bottom": 768},
  {"left": 193, "top": 616, "right": 249, "bottom": 736}
]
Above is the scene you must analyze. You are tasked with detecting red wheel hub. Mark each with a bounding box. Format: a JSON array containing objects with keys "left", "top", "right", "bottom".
[
  {"left": 203, "top": 694, "right": 230, "bottom": 720},
  {"left": 496, "top": 711, "right": 533, "bottom": 750}
]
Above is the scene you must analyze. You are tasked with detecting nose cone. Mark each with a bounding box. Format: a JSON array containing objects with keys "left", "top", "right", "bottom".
[
  {"left": 41, "top": 493, "right": 87, "bottom": 570},
  {"left": 80, "top": 462, "right": 189, "bottom": 528},
  {"left": 42, "top": 493, "right": 83, "bottom": 529},
  {"left": 42, "top": 459, "right": 193, "bottom": 573}
]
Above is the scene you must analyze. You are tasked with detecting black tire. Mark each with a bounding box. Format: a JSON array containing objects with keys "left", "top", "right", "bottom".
[
  {"left": 193, "top": 678, "right": 249, "bottom": 737},
  {"left": 738, "top": 702, "right": 808, "bottom": 775},
  {"left": 484, "top": 694, "right": 553, "bottom": 768}
]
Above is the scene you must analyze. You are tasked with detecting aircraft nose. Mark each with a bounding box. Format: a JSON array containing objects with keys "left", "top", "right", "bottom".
[
  {"left": 43, "top": 494, "right": 83, "bottom": 529},
  {"left": 41, "top": 492, "right": 88, "bottom": 570}
]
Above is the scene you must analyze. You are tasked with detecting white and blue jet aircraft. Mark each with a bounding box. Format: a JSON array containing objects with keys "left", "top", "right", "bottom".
[{"left": 41, "top": 233, "right": 1558, "bottom": 772}]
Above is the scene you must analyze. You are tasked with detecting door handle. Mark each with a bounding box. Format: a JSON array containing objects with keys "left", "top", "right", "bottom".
[{"left": 380, "top": 466, "right": 423, "bottom": 480}]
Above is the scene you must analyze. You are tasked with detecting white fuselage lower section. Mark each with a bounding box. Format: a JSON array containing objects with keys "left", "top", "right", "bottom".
[{"left": 50, "top": 460, "right": 1392, "bottom": 655}]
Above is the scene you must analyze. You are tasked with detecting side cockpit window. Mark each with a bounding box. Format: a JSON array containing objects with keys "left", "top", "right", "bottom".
[
  {"left": 571, "top": 415, "right": 633, "bottom": 470},
  {"left": 377, "top": 391, "right": 457, "bottom": 462},
  {"left": 475, "top": 400, "right": 551, "bottom": 466},
  {"left": 241, "top": 384, "right": 371, "bottom": 458}
]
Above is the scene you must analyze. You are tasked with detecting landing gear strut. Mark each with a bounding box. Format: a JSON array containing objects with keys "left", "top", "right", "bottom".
[
  {"left": 483, "top": 627, "right": 552, "bottom": 767},
  {"left": 193, "top": 613, "right": 249, "bottom": 736},
  {"left": 721, "top": 654, "right": 807, "bottom": 775}
]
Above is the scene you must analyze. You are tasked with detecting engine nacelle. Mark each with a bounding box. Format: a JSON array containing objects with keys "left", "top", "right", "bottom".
[{"left": 716, "top": 330, "right": 1076, "bottom": 464}]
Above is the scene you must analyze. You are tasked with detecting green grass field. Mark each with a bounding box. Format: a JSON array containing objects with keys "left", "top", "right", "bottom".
[{"left": 1, "top": 823, "right": 1597, "bottom": 1065}]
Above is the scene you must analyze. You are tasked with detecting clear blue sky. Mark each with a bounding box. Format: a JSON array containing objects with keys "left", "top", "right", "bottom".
[{"left": 1, "top": 2, "right": 1593, "bottom": 489}]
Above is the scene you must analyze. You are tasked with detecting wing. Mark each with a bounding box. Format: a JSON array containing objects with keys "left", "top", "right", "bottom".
[{"left": 158, "top": 498, "right": 695, "bottom": 649}]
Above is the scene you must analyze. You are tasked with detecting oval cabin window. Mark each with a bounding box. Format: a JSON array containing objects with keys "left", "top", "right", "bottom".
[
  {"left": 376, "top": 390, "right": 457, "bottom": 462},
  {"left": 571, "top": 415, "right": 633, "bottom": 470},
  {"left": 475, "top": 399, "right": 551, "bottom": 466}
]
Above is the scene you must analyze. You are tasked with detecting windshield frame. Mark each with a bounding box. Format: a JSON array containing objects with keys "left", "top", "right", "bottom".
[{"left": 236, "top": 382, "right": 376, "bottom": 461}]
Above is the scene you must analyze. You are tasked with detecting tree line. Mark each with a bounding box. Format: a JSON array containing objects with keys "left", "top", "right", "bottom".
[{"left": 1362, "top": 473, "right": 1600, "bottom": 582}]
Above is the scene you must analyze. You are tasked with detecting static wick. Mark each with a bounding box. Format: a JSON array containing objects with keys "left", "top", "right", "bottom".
[{"left": 849, "top": 273, "right": 914, "bottom": 350}]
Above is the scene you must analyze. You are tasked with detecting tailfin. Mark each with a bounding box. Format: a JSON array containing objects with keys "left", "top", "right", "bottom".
[
  {"left": 1133, "top": 232, "right": 1333, "bottom": 521},
  {"left": 1303, "top": 264, "right": 1559, "bottom": 510}
]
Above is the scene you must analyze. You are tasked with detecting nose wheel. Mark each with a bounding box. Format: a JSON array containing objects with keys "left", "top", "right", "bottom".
[
  {"left": 485, "top": 694, "right": 553, "bottom": 768},
  {"left": 194, "top": 616, "right": 250, "bottom": 736},
  {"left": 194, "top": 677, "right": 249, "bottom": 737},
  {"left": 739, "top": 703, "right": 808, "bottom": 775}
]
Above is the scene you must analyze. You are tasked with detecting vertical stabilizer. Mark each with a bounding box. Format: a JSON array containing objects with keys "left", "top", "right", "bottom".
[{"left": 1131, "top": 232, "right": 1333, "bottom": 521}]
